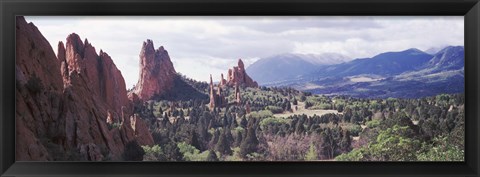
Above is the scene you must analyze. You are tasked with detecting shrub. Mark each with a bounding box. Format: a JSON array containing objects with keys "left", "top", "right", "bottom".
[
  {"left": 366, "top": 119, "right": 381, "bottom": 129},
  {"left": 177, "top": 142, "right": 209, "bottom": 161},
  {"left": 108, "top": 122, "right": 122, "bottom": 130},
  {"left": 259, "top": 117, "right": 289, "bottom": 131},
  {"left": 304, "top": 143, "right": 318, "bottom": 160},
  {"left": 206, "top": 150, "right": 219, "bottom": 161},
  {"left": 247, "top": 110, "right": 273, "bottom": 119},
  {"left": 26, "top": 74, "right": 44, "bottom": 94},
  {"left": 266, "top": 106, "right": 284, "bottom": 114},
  {"left": 123, "top": 141, "right": 145, "bottom": 161},
  {"left": 142, "top": 145, "right": 165, "bottom": 161},
  {"left": 335, "top": 148, "right": 365, "bottom": 161}
]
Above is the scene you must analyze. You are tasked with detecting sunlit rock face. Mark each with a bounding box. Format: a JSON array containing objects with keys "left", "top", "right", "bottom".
[
  {"left": 129, "top": 39, "right": 177, "bottom": 101},
  {"left": 227, "top": 59, "right": 258, "bottom": 88},
  {"left": 16, "top": 16, "right": 153, "bottom": 161}
]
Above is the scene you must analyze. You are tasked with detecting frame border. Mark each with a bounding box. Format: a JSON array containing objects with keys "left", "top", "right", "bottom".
[{"left": 1, "top": 0, "right": 479, "bottom": 176}]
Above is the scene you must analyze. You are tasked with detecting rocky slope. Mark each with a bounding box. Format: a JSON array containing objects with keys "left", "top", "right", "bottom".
[
  {"left": 16, "top": 16, "right": 153, "bottom": 161},
  {"left": 129, "top": 40, "right": 177, "bottom": 101}
]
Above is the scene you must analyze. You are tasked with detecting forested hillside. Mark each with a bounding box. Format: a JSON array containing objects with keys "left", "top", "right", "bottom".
[{"left": 131, "top": 84, "right": 464, "bottom": 161}]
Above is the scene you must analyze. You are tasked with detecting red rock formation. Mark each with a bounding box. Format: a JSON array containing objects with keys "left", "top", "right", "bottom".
[
  {"left": 130, "top": 39, "right": 176, "bottom": 101},
  {"left": 226, "top": 59, "right": 258, "bottom": 88},
  {"left": 130, "top": 114, "right": 154, "bottom": 146},
  {"left": 16, "top": 16, "right": 64, "bottom": 161},
  {"left": 15, "top": 16, "right": 153, "bottom": 161},
  {"left": 220, "top": 73, "right": 227, "bottom": 86},
  {"left": 234, "top": 83, "right": 242, "bottom": 104},
  {"left": 209, "top": 75, "right": 227, "bottom": 110}
]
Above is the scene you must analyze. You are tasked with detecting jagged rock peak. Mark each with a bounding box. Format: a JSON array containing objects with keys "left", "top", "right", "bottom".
[
  {"left": 142, "top": 39, "right": 155, "bottom": 54},
  {"left": 130, "top": 39, "right": 177, "bottom": 101},
  {"left": 57, "top": 41, "right": 66, "bottom": 62},
  {"left": 226, "top": 58, "right": 258, "bottom": 88},
  {"left": 238, "top": 59, "right": 245, "bottom": 69},
  {"left": 66, "top": 33, "right": 85, "bottom": 56}
]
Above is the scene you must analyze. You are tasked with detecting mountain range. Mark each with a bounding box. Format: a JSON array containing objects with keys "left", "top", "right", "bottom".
[
  {"left": 246, "top": 53, "right": 350, "bottom": 84},
  {"left": 247, "top": 46, "right": 464, "bottom": 98}
]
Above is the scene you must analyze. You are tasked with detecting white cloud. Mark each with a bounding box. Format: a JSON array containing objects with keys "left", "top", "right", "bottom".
[{"left": 24, "top": 16, "right": 463, "bottom": 87}]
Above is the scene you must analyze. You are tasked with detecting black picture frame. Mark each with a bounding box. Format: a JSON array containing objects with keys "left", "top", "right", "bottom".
[{"left": 1, "top": 0, "right": 479, "bottom": 176}]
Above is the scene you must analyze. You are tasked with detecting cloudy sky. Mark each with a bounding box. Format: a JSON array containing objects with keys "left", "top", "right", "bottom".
[{"left": 25, "top": 16, "right": 463, "bottom": 89}]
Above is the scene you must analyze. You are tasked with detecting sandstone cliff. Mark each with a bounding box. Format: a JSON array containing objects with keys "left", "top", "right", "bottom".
[
  {"left": 129, "top": 40, "right": 177, "bottom": 101},
  {"left": 16, "top": 16, "right": 153, "bottom": 161}
]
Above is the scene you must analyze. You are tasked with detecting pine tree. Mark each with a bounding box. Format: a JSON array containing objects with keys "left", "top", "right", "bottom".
[
  {"left": 206, "top": 150, "right": 219, "bottom": 161},
  {"left": 190, "top": 130, "right": 202, "bottom": 151},
  {"left": 224, "top": 127, "right": 234, "bottom": 146},
  {"left": 240, "top": 126, "right": 259, "bottom": 158},
  {"left": 292, "top": 98, "right": 298, "bottom": 105},
  {"left": 159, "top": 107, "right": 163, "bottom": 115},
  {"left": 163, "top": 142, "right": 183, "bottom": 161},
  {"left": 122, "top": 141, "right": 145, "bottom": 161},
  {"left": 340, "top": 130, "right": 352, "bottom": 153},
  {"left": 234, "top": 130, "right": 243, "bottom": 147},
  {"left": 209, "top": 129, "right": 220, "bottom": 149},
  {"left": 215, "top": 130, "right": 233, "bottom": 155},
  {"left": 240, "top": 116, "right": 248, "bottom": 128},
  {"left": 305, "top": 142, "right": 318, "bottom": 160}
]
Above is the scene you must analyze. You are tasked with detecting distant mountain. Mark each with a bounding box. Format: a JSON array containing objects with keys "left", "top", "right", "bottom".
[
  {"left": 425, "top": 46, "right": 464, "bottom": 71},
  {"left": 267, "top": 46, "right": 464, "bottom": 98},
  {"left": 297, "top": 53, "right": 351, "bottom": 65},
  {"left": 395, "top": 46, "right": 464, "bottom": 79},
  {"left": 306, "top": 48, "right": 433, "bottom": 79},
  {"left": 424, "top": 45, "right": 448, "bottom": 55},
  {"left": 246, "top": 53, "right": 350, "bottom": 84}
]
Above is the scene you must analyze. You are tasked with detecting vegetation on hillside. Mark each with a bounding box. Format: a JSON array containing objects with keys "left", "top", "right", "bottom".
[{"left": 130, "top": 76, "right": 464, "bottom": 161}]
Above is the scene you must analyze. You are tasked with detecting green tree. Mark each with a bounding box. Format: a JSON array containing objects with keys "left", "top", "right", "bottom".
[
  {"left": 304, "top": 143, "right": 318, "bottom": 160},
  {"left": 340, "top": 130, "right": 352, "bottom": 153},
  {"left": 240, "top": 116, "right": 248, "bottom": 128},
  {"left": 368, "top": 125, "right": 421, "bottom": 161},
  {"left": 163, "top": 142, "right": 183, "bottom": 161},
  {"left": 240, "top": 126, "right": 259, "bottom": 158},
  {"left": 417, "top": 136, "right": 464, "bottom": 161},
  {"left": 206, "top": 150, "right": 219, "bottom": 161},
  {"left": 292, "top": 98, "right": 298, "bottom": 105},
  {"left": 215, "top": 130, "right": 233, "bottom": 155},
  {"left": 234, "top": 130, "right": 243, "bottom": 147},
  {"left": 123, "top": 141, "right": 145, "bottom": 161},
  {"left": 142, "top": 145, "right": 165, "bottom": 161},
  {"left": 25, "top": 73, "right": 44, "bottom": 95}
]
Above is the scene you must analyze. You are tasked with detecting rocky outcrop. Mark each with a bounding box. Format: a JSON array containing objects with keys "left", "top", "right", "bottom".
[
  {"left": 220, "top": 73, "right": 227, "bottom": 86},
  {"left": 130, "top": 114, "right": 154, "bottom": 146},
  {"left": 16, "top": 16, "right": 64, "bottom": 161},
  {"left": 59, "top": 33, "right": 130, "bottom": 116},
  {"left": 226, "top": 59, "right": 258, "bottom": 88},
  {"left": 234, "top": 83, "right": 242, "bottom": 104},
  {"left": 16, "top": 16, "right": 153, "bottom": 161},
  {"left": 209, "top": 75, "right": 227, "bottom": 110},
  {"left": 129, "top": 40, "right": 177, "bottom": 101},
  {"left": 208, "top": 59, "right": 256, "bottom": 109}
]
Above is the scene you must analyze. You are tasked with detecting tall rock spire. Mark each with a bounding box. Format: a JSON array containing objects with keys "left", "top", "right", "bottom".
[
  {"left": 209, "top": 74, "right": 216, "bottom": 110},
  {"left": 129, "top": 39, "right": 177, "bottom": 101}
]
